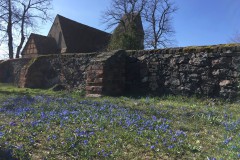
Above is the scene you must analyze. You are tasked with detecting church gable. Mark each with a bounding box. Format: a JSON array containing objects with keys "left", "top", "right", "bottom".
[
  {"left": 49, "top": 14, "right": 111, "bottom": 53},
  {"left": 22, "top": 38, "right": 38, "bottom": 58},
  {"left": 48, "top": 15, "right": 67, "bottom": 53},
  {"left": 22, "top": 14, "right": 111, "bottom": 57},
  {"left": 21, "top": 33, "right": 58, "bottom": 58}
]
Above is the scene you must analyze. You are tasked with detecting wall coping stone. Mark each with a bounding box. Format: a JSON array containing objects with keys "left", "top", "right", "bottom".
[{"left": 126, "top": 43, "right": 240, "bottom": 55}]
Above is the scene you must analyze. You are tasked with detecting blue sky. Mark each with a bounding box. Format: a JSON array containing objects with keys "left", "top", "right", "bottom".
[
  {"left": 38, "top": 0, "right": 239, "bottom": 47},
  {"left": 0, "top": 0, "right": 240, "bottom": 58}
]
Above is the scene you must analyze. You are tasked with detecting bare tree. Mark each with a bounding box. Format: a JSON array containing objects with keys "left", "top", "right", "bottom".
[
  {"left": 230, "top": 32, "right": 240, "bottom": 43},
  {"left": 143, "top": 0, "right": 177, "bottom": 49},
  {"left": 102, "top": 0, "right": 177, "bottom": 49},
  {"left": 1, "top": 0, "right": 24, "bottom": 59},
  {"left": 102, "top": 0, "right": 147, "bottom": 31},
  {"left": 15, "top": 0, "right": 52, "bottom": 58},
  {"left": 0, "top": 0, "right": 52, "bottom": 59},
  {"left": 0, "top": 0, "right": 14, "bottom": 59},
  {"left": 102, "top": 0, "right": 146, "bottom": 50},
  {"left": 0, "top": 2, "right": 7, "bottom": 44}
]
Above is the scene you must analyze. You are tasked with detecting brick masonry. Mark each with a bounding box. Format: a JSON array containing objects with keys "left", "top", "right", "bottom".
[{"left": 86, "top": 50, "right": 126, "bottom": 96}]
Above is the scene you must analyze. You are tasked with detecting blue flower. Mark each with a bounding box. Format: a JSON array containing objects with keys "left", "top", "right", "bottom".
[
  {"left": 9, "top": 121, "right": 17, "bottom": 126},
  {"left": 52, "top": 134, "right": 57, "bottom": 140},
  {"left": 104, "top": 153, "right": 109, "bottom": 157},
  {"left": 152, "top": 116, "right": 157, "bottom": 121},
  {"left": 41, "top": 112, "right": 46, "bottom": 119},
  {"left": 83, "top": 140, "right": 89, "bottom": 145},
  {"left": 0, "top": 132, "right": 4, "bottom": 138},
  {"left": 168, "top": 145, "right": 174, "bottom": 149},
  {"left": 29, "top": 138, "right": 34, "bottom": 144},
  {"left": 207, "top": 157, "right": 216, "bottom": 160},
  {"left": 223, "top": 137, "right": 232, "bottom": 145},
  {"left": 175, "top": 130, "right": 187, "bottom": 137},
  {"left": 171, "top": 137, "right": 177, "bottom": 142},
  {"left": 61, "top": 110, "right": 69, "bottom": 116}
]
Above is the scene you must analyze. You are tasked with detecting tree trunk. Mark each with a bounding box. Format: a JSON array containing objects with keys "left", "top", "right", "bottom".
[
  {"left": 16, "top": 12, "right": 26, "bottom": 59},
  {"left": 16, "top": 36, "right": 25, "bottom": 58},
  {"left": 7, "top": 0, "right": 14, "bottom": 59}
]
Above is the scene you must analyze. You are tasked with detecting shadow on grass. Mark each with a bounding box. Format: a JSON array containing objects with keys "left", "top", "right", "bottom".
[
  {"left": 0, "top": 90, "right": 33, "bottom": 96},
  {"left": 0, "top": 148, "right": 18, "bottom": 160},
  {"left": 0, "top": 85, "right": 66, "bottom": 97},
  {"left": 121, "top": 89, "right": 234, "bottom": 103}
]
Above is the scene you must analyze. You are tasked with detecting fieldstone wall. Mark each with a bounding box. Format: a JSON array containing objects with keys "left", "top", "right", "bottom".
[
  {"left": 126, "top": 44, "right": 240, "bottom": 99},
  {"left": 0, "top": 58, "right": 31, "bottom": 84},
  {"left": 1, "top": 44, "right": 239, "bottom": 99},
  {"left": 18, "top": 50, "right": 126, "bottom": 96},
  {"left": 18, "top": 53, "right": 97, "bottom": 89}
]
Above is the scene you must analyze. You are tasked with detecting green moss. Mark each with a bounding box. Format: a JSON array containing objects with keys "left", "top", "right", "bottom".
[
  {"left": 221, "top": 43, "right": 240, "bottom": 47},
  {"left": 25, "top": 57, "right": 38, "bottom": 69},
  {"left": 182, "top": 43, "right": 240, "bottom": 53}
]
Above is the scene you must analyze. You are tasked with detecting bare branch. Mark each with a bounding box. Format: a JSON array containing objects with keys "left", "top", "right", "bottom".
[
  {"left": 0, "top": 0, "right": 53, "bottom": 59},
  {"left": 230, "top": 31, "right": 240, "bottom": 43},
  {"left": 15, "top": 0, "right": 53, "bottom": 58},
  {"left": 101, "top": 0, "right": 146, "bottom": 30},
  {"left": 143, "top": 0, "right": 177, "bottom": 49}
]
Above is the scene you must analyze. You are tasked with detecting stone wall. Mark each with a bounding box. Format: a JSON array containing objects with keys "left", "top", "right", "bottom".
[
  {"left": 126, "top": 44, "right": 240, "bottom": 99},
  {"left": 0, "top": 58, "right": 31, "bottom": 84},
  {"left": 1, "top": 44, "right": 239, "bottom": 99},
  {"left": 19, "top": 53, "right": 97, "bottom": 89}
]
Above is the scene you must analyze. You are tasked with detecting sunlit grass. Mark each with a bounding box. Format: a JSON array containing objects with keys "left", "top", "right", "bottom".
[{"left": 0, "top": 84, "right": 239, "bottom": 159}]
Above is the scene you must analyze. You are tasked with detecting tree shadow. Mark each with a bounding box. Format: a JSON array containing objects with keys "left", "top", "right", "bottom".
[
  {"left": 0, "top": 148, "right": 18, "bottom": 160},
  {"left": 0, "top": 90, "right": 33, "bottom": 97}
]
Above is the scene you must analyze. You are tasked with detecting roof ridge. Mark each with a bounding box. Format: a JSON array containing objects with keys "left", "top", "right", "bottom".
[
  {"left": 30, "top": 33, "right": 45, "bottom": 37},
  {"left": 56, "top": 14, "right": 110, "bottom": 35},
  {"left": 30, "top": 33, "right": 50, "bottom": 38}
]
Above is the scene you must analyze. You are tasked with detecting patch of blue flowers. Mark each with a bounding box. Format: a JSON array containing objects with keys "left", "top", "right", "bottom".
[
  {"left": 0, "top": 95, "right": 187, "bottom": 159},
  {"left": 220, "top": 113, "right": 240, "bottom": 159}
]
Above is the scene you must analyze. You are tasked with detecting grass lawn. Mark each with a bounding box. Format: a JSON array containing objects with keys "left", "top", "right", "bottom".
[{"left": 0, "top": 83, "right": 239, "bottom": 159}]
